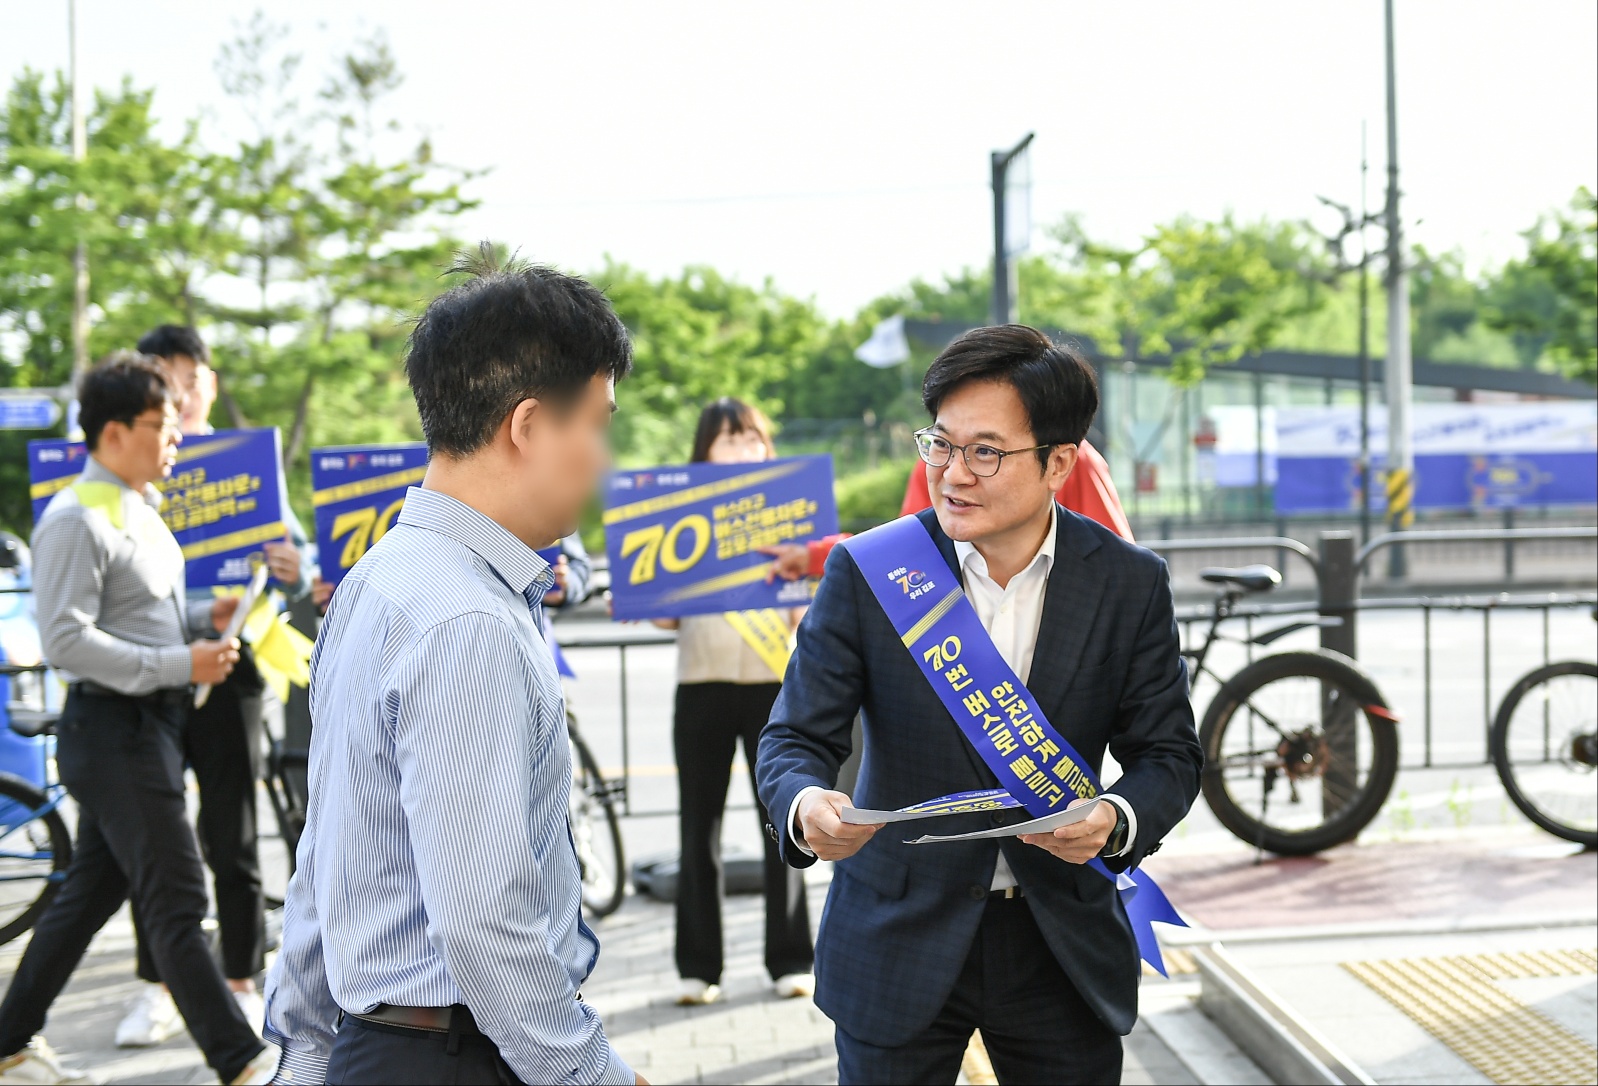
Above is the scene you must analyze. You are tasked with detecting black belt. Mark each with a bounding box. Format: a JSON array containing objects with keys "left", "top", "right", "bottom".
[
  {"left": 354, "top": 1004, "right": 485, "bottom": 1038},
  {"left": 70, "top": 681, "right": 190, "bottom": 708},
  {"left": 991, "top": 885, "right": 1025, "bottom": 899}
]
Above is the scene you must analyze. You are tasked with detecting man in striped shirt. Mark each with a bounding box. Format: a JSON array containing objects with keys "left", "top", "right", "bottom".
[{"left": 264, "top": 253, "right": 645, "bottom": 1085}]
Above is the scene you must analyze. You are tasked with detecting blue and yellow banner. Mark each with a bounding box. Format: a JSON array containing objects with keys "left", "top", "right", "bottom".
[
  {"left": 603, "top": 455, "right": 838, "bottom": 621},
  {"left": 28, "top": 430, "right": 287, "bottom": 587},
  {"left": 310, "top": 443, "right": 430, "bottom": 587}
]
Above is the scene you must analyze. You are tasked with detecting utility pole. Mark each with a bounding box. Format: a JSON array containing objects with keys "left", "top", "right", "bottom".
[
  {"left": 69, "top": 0, "right": 90, "bottom": 383},
  {"left": 990, "top": 133, "right": 1034, "bottom": 327},
  {"left": 1382, "top": 0, "right": 1414, "bottom": 578},
  {"left": 1357, "top": 123, "right": 1372, "bottom": 546}
]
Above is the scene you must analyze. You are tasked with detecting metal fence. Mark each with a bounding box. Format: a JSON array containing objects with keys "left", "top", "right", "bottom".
[{"left": 557, "top": 524, "right": 1597, "bottom": 815}]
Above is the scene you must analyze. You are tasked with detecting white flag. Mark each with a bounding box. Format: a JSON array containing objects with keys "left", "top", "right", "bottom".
[{"left": 854, "top": 315, "right": 910, "bottom": 368}]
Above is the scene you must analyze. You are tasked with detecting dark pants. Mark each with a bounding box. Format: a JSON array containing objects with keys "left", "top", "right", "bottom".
[
  {"left": 328, "top": 1016, "right": 523, "bottom": 1085},
  {"left": 135, "top": 650, "right": 266, "bottom": 981},
  {"left": 674, "top": 681, "right": 813, "bottom": 984},
  {"left": 834, "top": 896, "right": 1123, "bottom": 1086},
  {"left": 0, "top": 689, "right": 262, "bottom": 1082}
]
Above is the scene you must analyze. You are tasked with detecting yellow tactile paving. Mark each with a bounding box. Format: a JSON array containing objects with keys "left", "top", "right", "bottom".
[{"left": 1343, "top": 948, "right": 1597, "bottom": 1086}]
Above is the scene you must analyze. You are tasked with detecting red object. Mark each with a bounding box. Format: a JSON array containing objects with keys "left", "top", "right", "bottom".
[
  {"left": 805, "top": 534, "right": 847, "bottom": 579},
  {"left": 898, "top": 439, "right": 1134, "bottom": 542}
]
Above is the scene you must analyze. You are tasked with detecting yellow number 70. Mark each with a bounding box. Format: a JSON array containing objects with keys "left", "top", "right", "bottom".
[
  {"left": 330, "top": 498, "right": 405, "bottom": 570},
  {"left": 620, "top": 514, "right": 711, "bottom": 585}
]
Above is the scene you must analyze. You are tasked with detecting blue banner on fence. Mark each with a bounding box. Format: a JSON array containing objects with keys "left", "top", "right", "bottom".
[
  {"left": 310, "top": 443, "right": 430, "bottom": 587},
  {"left": 1274, "top": 403, "right": 1598, "bottom": 514},
  {"left": 28, "top": 429, "right": 288, "bottom": 587},
  {"left": 603, "top": 455, "right": 838, "bottom": 620}
]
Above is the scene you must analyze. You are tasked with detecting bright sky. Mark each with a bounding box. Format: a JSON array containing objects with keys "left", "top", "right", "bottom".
[{"left": 4, "top": 0, "right": 1594, "bottom": 317}]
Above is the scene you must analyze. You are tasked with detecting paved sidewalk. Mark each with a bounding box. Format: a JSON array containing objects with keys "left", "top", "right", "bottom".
[{"left": 0, "top": 871, "right": 1200, "bottom": 1085}]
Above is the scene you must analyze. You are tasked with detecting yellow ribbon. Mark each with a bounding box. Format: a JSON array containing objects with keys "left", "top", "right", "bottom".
[
  {"left": 721, "top": 609, "right": 795, "bottom": 679},
  {"left": 70, "top": 481, "right": 126, "bottom": 530}
]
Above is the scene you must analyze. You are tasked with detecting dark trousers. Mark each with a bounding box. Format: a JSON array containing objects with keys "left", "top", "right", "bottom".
[
  {"left": 674, "top": 681, "right": 814, "bottom": 984},
  {"left": 134, "top": 651, "right": 266, "bottom": 981},
  {"left": 0, "top": 689, "right": 262, "bottom": 1082},
  {"left": 834, "top": 896, "right": 1123, "bottom": 1086},
  {"left": 328, "top": 1016, "right": 524, "bottom": 1086}
]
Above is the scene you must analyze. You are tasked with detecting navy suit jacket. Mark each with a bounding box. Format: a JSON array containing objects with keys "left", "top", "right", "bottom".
[{"left": 755, "top": 505, "right": 1202, "bottom": 1046}]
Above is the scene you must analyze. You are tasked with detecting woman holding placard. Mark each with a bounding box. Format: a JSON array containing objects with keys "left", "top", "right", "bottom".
[{"left": 653, "top": 398, "right": 815, "bottom": 1007}]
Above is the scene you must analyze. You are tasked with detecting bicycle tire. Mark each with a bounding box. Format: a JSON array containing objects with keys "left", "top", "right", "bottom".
[
  {"left": 1490, "top": 661, "right": 1598, "bottom": 848},
  {"left": 1200, "top": 650, "right": 1399, "bottom": 856},
  {"left": 568, "top": 728, "right": 626, "bottom": 919},
  {"left": 0, "top": 774, "right": 72, "bottom": 946}
]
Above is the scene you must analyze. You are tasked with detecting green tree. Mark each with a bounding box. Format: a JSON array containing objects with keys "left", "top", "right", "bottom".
[
  {"left": 599, "top": 261, "right": 830, "bottom": 465},
  {"left": 1486, "top": 187, "right": 1598, "bottom": 383}
]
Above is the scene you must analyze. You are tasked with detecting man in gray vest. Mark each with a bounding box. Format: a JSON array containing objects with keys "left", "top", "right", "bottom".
[{"left": 0, "top": 354, "right": 278, "bottom": 1085}]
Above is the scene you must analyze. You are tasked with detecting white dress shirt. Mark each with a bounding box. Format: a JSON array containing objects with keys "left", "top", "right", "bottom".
[{"left": 790, "top": 513, "right": 1137, "bottom": 887}]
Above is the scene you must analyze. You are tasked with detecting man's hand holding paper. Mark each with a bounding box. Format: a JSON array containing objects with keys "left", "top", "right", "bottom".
[
  {"left": 797, "top": 789, "right": 884, "bottom": 861},
  {"left": 1019, "top": 796, "right": 1118, "bottom": 863}
]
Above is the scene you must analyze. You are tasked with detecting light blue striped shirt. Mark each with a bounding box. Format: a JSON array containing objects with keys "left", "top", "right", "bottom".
[{"left": 264, "top": 487, "right": 633, "bottom": 1085}]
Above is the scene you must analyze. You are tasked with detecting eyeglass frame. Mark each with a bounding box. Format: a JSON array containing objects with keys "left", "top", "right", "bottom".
[
  {"left": 913, "top": 426, "right": 1065, "bottom": 478},
  {"left": 122, "top": 412, "right": 183, "bottom": 439}
]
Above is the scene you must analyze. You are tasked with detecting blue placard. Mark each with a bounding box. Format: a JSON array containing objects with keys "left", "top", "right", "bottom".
[
  {"left": 310, "top": 443, "right": 430, "bottom": 586},
  {"left": 27, "top": 429, "right": 288, "bottom": 587},
  {"left": 603, "top": 455, "right": 838, "bottom": 620}
]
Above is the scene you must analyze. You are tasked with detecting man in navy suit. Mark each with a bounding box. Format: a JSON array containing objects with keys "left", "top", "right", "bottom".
[{"left": 756, "top": 325, "right": 1202, "bottom": 1085}]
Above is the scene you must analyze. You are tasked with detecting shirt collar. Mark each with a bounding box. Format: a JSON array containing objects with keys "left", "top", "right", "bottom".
[
  {"left": 953, "top": 507, "right": 1058, "bottom": 584},
  {"left": 84, "top": 454, "right": 164, "bottom": 511},
  {"left": 394, "top": 487, "right": 553, "bottom": 600}
]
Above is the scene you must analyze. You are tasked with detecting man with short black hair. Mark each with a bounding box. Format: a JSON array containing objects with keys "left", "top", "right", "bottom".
[
  {"left": 757, "top": 325, "right": 1203, "bottom": 1084},
  {"left": 265, "top": 252, "right": 646, "bottom": 1085},
  {"left": 113, "top": 325, "right": 312, "bottom": 1047},
  {"left": 0, "top": 354, "right": 277, "bottom": 1085}
]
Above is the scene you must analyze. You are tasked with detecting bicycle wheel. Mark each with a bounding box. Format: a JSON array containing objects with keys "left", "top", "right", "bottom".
[
  {"left": 1200, "top": 650, "right": 1399, "bottom": 856},
  {"left": 568, "top": 722, "right": 626, "bottom": 918},
  {"left": 0, "top": 774, "right": 72, "bottom": 945},
  {"left": 1490, "top": 661, "right": 1596, "bottom": 848}
]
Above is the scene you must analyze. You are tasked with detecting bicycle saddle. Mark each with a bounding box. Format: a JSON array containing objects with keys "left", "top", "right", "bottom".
[
  {"left": 1199, "top": 564, "right": 1282, "bottom": 593},
  {"left": 5, "top": 708, "right": 58, "bottom": 738}
]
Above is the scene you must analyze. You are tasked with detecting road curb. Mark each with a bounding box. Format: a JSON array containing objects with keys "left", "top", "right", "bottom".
[
  {"left": 1164, "top": 909, "right": 1596, "bottom": 946},
  {"left": 1194, "top": 943, "right": 1376, "bottom": 1086}
]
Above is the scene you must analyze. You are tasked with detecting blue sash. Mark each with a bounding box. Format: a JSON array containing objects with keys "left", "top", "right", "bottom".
[{"left": 841, "top": 515, "right": 1185, "bottom": 975}]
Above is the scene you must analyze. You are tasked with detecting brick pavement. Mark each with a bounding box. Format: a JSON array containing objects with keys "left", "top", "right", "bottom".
[{"left": 1, "top": 868, "right": 1196, "bottom": 1085}]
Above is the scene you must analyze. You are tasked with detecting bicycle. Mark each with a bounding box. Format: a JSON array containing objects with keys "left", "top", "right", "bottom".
[
  {"left": 1488, "top": 607, "right": 1596, "bottom": 848},
  {"left": 567, "top": 709, "right": 626, "bottom": 918},
  {"left": 1185, "top": 565, "right": 1400, "bottom": 856},
  {"left": 0, "top": 662, "right": 71, "bottom": 946}
]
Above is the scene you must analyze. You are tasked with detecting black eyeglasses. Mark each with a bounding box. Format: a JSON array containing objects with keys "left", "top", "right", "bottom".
[{"left": 914, "top": 428, "right": 1060, "bottom": 478}]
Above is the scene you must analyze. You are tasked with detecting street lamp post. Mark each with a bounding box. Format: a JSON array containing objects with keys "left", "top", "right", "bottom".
[
  {"left": 69, "top": 0, "right": 90, "bottom": 383},
  {"left": 1382, "top": 0, "right": 1414, "bottom": 578},
  {"left": 990, "top": 133, "right": 1034, "bottom": 327}
]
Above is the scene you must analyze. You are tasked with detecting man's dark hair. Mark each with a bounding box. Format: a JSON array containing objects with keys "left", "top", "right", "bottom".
[
  {"left": 135, "top": 324, "right": 210, "bottom": 364},
  {"left": 921, "top": 324, "right": 1099, "bottom": 468},
  {"left": 405, "top": 245, "right": 633, "bottom": 457},
  {"left": 78, "top": 351, "right": 175, "bottom": 451}
]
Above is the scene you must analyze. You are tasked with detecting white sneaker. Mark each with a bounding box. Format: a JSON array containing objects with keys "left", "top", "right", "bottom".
[
  {"left": 232, "top": 989, "right": 265, "bottom": 1036},
  {"left": 114, "top": 983, "right": 181, "bottom": 1048},
  {"left": 773, "top": 972, "right": 815, "bottom": 999},
  {"left": 0, "top": 1036, "right": 90, "bottom": 1084},
  {"left": 674, "top": 978, "right": 722, "bottom": 1006},
  {"left": 229, "top": 1044, "right": 280, "bottom": 1085}
]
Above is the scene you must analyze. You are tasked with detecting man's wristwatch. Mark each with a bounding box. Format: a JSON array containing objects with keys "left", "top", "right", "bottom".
[{"left": 1100, "top": 804, "right": 1129, "bottom": 857}]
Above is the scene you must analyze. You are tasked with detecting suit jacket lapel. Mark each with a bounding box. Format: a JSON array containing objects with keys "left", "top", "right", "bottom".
[{"left": 1027, "top": 506, "right": 1107, "bottom": 723}]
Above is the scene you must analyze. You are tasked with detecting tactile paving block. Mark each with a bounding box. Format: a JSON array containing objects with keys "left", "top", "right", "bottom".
[{"left": 1343, "top": 948, "right": 1597, "bottom": 1086}]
